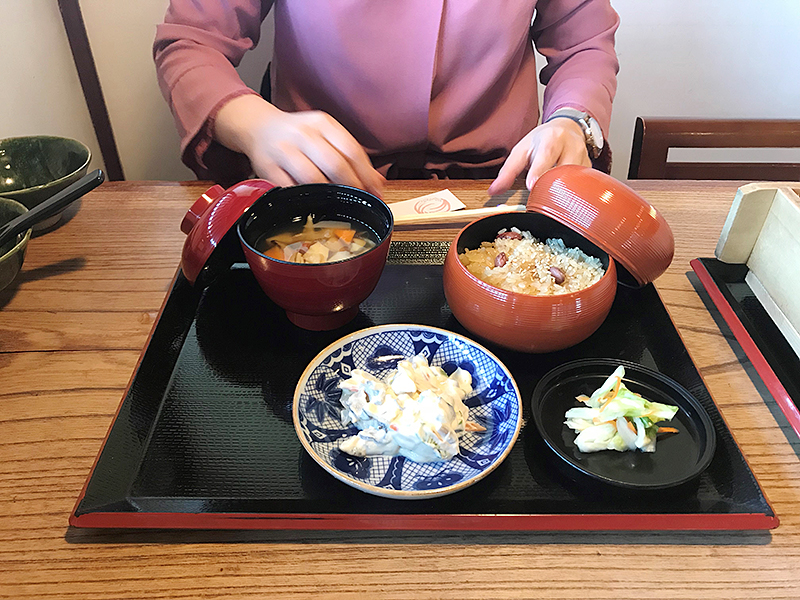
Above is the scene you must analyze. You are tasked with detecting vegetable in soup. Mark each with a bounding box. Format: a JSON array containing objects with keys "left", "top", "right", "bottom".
[{"left": 258, "top": 215, "right": 377, "bottom": 263}]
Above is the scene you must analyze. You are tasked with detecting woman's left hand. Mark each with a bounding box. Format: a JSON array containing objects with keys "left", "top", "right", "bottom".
[{"left": 488, "top": 118, "right": 591, "bottom": 195}]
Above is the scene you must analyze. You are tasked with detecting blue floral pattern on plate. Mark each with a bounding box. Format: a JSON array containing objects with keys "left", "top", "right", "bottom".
[{"left": 293, "top": 325, "right": 523, "bottom": 499}]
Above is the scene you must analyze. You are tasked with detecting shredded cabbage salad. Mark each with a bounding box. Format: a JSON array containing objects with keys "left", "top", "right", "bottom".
[{"left": 564, "top": 365, "right": 679, "bottom": 453}]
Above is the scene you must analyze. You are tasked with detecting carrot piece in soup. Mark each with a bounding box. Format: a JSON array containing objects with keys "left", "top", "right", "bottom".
[
  {"left": 264, "top": 245, "right": 284, "bottom": 260},
  {"left": 335, "top": 229, "right": 355, "bottom": 244}
]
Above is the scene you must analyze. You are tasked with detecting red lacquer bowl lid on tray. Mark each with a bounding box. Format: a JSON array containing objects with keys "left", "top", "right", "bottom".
[{"left": 180, "top": 179, "right": 276, "bottom": 286}]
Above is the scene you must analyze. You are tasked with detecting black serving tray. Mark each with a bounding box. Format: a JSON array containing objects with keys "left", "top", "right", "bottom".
[
  {"left": 692, "top": 257, "right": 800, "bottom": 439},
  {"left": 70, "top": 243, "right": 777, "bottom": 530}
]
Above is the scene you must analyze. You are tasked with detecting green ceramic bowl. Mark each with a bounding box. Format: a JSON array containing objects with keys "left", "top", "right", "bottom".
[
  {"left": 0, "top": 135, "right": 91, "bottom": 230},
  {"left": 0, "top": 197, "right": 32, "bottom": 292}
]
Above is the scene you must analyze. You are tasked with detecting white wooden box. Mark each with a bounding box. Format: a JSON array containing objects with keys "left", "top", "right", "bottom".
[{"left": 715, "top": 183, "right": 800, "bottom": 358}]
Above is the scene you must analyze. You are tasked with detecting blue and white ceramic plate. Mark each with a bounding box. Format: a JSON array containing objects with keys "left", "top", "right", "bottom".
[{"left": 292, "top": 324, "right": 523, "bottom": 499}]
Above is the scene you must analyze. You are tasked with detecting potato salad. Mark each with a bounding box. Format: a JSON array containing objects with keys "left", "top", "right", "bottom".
[{"left": 337, "top": 355, "right": 485, "bottom": 463}]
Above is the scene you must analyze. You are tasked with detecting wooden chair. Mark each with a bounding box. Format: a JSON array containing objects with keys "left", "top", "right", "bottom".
[{"left": 627, "top": 117, "right": 800, "bottom": 180}]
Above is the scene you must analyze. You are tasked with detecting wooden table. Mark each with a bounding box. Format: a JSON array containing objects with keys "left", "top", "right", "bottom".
[{"left": 2, "top": 179, "right": 799, "bottom": 599}]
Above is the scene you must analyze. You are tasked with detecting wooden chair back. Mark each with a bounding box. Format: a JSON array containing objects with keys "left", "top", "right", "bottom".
[{"left": 627, "top": 117, "right": 800, "bottom": 180}]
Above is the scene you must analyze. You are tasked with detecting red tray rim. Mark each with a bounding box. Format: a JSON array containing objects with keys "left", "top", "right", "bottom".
[{"left": 69, "top": 510, "right": 778, "bottom": 531}]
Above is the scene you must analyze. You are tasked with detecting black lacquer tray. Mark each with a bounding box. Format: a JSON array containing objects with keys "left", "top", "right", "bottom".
[
  {"left": 692, "top": 257, "right": 800, "bottom": 439},
  {"left": 70, "top": 243, "right": 777, "bottom": 530}
]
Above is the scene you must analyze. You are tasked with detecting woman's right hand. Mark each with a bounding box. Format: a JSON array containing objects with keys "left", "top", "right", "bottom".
[{"left": 214, "top": 94, "right": 385, "bottom": 198}]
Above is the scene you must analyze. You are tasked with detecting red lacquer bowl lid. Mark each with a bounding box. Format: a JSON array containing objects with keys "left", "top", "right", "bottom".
[
  {"left": 180, "top": 179, "right": 276, "bottom": 284},
  {"left": 526, "top": 165, "right": 674, "bottom": 286}
]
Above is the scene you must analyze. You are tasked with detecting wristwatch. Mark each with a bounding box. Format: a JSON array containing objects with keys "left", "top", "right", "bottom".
[{"left": 546, "top": 107, "right": 604, "bottom": 158}]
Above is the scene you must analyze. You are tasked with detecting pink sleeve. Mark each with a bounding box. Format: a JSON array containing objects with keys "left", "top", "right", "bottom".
[
  {"left": 532, "top": 0, "right": 620, "bottom": 138},
  {"left": 153, "top": 0, "right": 272, "bottom": 182}
]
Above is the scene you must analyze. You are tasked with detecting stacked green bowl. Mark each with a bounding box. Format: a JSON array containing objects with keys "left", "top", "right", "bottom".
[
  {"left": 0, "top": 197, "right": 31, "bottom": 292},
  {"left": 0, "top": 135, "right": 91, "bottom": 230}
]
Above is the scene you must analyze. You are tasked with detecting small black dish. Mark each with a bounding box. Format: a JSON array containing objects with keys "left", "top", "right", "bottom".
[{"left": 532, "top": 358, "right": 717, "bottom": 493}]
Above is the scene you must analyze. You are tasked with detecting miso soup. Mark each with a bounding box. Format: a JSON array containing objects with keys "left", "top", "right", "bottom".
[{"left": 257, "top": 215, "right": 378, "bottom": 264}]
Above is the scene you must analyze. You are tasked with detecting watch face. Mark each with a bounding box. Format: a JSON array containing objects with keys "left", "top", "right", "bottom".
[{"left": 587, "top": 117, "right": 604, "bottom": 151}]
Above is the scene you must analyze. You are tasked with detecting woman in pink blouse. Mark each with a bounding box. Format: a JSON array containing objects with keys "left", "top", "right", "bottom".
[{"left": 154, "top": 0, "right": 619, "bottom": 196}]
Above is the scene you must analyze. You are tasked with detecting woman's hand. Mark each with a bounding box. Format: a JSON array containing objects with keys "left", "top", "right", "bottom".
[
  {"left": 487, "top": 118, "right": 591, "bottom": 195},
  {"left": 214, "top": 95, "right": 385, "bottom": 197}
]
